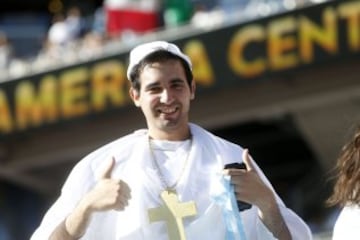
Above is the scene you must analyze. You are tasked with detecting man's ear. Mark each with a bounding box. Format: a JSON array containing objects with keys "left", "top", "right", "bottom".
[
  {"left": 190, "top": 80, "right": 196, "bottom": 100},
  {"left": 129, "top": 87, "right": 140, "bottom": 107}
]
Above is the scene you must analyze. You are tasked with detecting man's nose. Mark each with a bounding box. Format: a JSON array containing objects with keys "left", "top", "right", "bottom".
[{"left": 160, "top": 89, "right": 173, "bottom": 103}]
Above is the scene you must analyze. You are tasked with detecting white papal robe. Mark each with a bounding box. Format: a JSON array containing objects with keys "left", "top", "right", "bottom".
[{"left": 31, "top": 123, "right": 312, "bottom": 240}]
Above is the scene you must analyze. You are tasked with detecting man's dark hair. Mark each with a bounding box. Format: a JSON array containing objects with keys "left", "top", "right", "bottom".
[{"left": 129, "top": 50, "right": 193, "bottom": 92}]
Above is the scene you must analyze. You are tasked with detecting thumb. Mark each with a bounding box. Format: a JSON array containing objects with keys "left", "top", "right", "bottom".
[
  {"left": 99, "top": 157, "right": 115, "bottom": 180},
  {"left": 242, "top": 149, "right": 254, "bottom": 171}
]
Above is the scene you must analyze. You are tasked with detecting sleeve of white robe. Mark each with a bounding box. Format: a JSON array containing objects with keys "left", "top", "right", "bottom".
[{"left": 29, "top": 148, "right": 107, "bottom": 240}]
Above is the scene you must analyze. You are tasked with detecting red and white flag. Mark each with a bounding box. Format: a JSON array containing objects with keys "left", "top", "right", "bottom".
[{"left": 104, "top": 0, "right": 161, "bottom": 37}]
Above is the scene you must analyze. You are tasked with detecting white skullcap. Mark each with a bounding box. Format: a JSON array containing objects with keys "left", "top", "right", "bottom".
[{"left": 126, "top": 41, "right": 192, "bottom": 81}]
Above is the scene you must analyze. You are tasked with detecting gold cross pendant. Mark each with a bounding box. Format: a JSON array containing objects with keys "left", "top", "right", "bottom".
[{"left": 148, "top": 189, "right": 197, "bottom": 240}]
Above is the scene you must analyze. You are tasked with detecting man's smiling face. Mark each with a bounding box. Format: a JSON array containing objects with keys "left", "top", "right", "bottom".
[{"left": 130, "top": 59, "right": 195, "bottom": 140}]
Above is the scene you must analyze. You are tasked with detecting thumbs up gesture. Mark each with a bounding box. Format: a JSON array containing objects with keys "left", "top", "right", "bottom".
[
  {"left": 83, "top": 157, "right": 131, "bottom": 212},
  {"left": 225, "top": 149, "right": 274, "bottom": 209}
]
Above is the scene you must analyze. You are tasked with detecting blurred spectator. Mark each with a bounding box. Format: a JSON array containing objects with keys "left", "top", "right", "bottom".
[
  {"left": 92, "top": 6, "right": 106, "bottom": 36},
  {"left": 47, "top": 13, "right": 70, "bottom": 46},
  {"left": 163, "top": 0, "right": 194, "bottom": 28},
  {"left": 78, "top": 31, "right": 104, "bottom": 60},
  {"left": 190, "top": 4, "right": 224, "bottom": 29},
  {"left": 104, "top": 0, "right": 161, "bottom": 38},
  {"left": 65, "top": 6, "right": 86, "bottom": 41},
  {"left": 218, "top": 0, "right": 250, "bottom": 15},
  {"left": 0, "top": 31, "right": 13, "bottom": 80},
  {"left": 7, "top": 58, "right": 30, "bottom": 78},
  {"left": 33, "top": 36, "right": 79, "bottom": 71},
  {"left": 32, "top": 37, "right": 64, "bottom": 71}
]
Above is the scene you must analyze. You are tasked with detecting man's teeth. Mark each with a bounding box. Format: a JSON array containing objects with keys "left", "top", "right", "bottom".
[{"left": 159, "top": 107, "right": 176, "bottom": 113}]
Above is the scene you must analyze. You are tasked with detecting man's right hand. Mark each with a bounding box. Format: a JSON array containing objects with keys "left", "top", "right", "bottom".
[
  {"left": 83, "top": 157, "right": 131, "bottom": 212},
  {"left": 50, "top": 157, "right": 131, "bottom": 240}
]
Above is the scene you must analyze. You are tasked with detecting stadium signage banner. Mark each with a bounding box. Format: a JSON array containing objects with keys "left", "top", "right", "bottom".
[{"left": 0, "top": 0, "right": 359, "bottom": 135}]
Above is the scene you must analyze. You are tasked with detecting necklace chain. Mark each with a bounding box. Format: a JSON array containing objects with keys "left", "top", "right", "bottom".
[{"left": 148, "top": 136, "right": 193, "bottom": 191}]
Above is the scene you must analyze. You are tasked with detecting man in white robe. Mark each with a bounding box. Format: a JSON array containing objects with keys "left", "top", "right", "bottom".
[{"left": 31, "top": 41, "right": 312, "bottom": 240}]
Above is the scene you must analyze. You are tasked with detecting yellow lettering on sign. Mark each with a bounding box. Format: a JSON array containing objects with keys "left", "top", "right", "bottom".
[
  {"left": 60, "top": 67, "right": 89, "bottom": 119},
  {"left": 15, "top": 77, "right": 57, "bottom": 130},
  {"left": 91, "top": 60, "right": 128, "bottom": 111},
  {"left": 183, "top": 40, "right": 214, "bottom": 86},
  {"left": 41, "top": 76, "right": 59, "bottom": 122},
  {"left": 268, "top": 16, "right": 298, "bottom": 71},
  {"left": 338, "top": 1, "right": 360, "bottom": 51},
  {"left": 0, "top": 90, "right": 13, "bottom": 133},
  {"left": 300, "top": 7, "right": 337, "bottom": 63},
  {"left": 228, "top": 24, "right": 266, "bottom": 77}
]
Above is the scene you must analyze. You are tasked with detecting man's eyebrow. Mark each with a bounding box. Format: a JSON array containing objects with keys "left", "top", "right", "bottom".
[
  {"left": 170, "top": 78, "right": 186, "bottom": 84},
  {"left": 144, "top": 81, "right": 160, "bottom": 90}
]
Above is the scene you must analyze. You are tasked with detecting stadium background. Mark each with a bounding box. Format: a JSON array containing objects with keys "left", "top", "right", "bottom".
[{"left": 1, "top": 0, "right": 359, "bottom": 239}]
